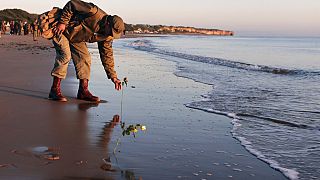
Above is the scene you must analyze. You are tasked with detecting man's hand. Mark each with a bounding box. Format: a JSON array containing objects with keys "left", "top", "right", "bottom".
[
  {"left": 54, "top": 23, "right": 66, "bottom": 35},
  {"left": 112, "top": 77, "right": 122, "bottom": 91}
]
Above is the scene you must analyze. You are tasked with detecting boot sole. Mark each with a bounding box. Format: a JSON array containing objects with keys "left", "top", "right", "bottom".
[
  {"left": 77, "top": 97, "right": 100, "bottom": 102},
  {"left": 48, "top": 97, "right": 68, "bottom": 102}
]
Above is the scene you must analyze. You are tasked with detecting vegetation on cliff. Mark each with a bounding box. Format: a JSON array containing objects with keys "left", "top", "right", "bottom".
[
  {"left": 125, "top": 24, "right": 234, "bottom": 36},
  {"left": 0, "top": 9, "right": 37, "bottom": 23}
]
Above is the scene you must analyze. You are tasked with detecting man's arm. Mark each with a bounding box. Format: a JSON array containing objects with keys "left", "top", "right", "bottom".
[
  {"left": 54, "top": 0, "right": 97, "bottom": 35},
  {"left": 98, "top": 39, "right": 122, "bottom": 91},
  {"left": 59, "top": 0, "right": 98, "bottom": 25}
]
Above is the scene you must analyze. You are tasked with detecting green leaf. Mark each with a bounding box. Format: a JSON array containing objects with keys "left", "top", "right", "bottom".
[{"left": 121, "top": 122, "right": 125, "bottom": 129}]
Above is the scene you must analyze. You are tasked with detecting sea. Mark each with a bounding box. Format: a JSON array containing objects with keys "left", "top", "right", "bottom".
[{"left": 114, "top": 35, "right": 320, "bottom": 180}]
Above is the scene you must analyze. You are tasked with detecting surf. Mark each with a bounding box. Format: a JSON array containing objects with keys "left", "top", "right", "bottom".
[{"left": 128, "top": 39, "right": 320, "bottom": 76}]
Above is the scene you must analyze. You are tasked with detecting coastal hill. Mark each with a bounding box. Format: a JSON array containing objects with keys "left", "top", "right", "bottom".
[
  {"left": 0, "top": 9, "right": 37, "bottom": 23},
  {"left": 0, "top": 8, "right": 234, "bottom": 36}
]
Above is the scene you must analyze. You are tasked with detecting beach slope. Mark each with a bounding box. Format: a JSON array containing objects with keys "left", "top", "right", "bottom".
[{"left": 0, "top": 35, "right": 287, "bottom": 179}]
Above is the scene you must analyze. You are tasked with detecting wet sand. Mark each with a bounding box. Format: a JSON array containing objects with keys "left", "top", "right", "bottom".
[{"left": 0, "top": 35, "right": 287, "bottom": 179}]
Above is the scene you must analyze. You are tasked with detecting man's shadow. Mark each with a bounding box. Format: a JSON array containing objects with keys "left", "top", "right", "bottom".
[
  {"left": 0, "top": 85, "right": 48, "bottom": 99},
  {"left": 0, "top": 85, "right": 109, "bottom": 103}
]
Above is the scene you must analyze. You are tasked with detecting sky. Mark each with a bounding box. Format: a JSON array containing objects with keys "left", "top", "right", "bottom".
[{"left": 1, "top": 0, "right": 319, "bottom": 36}]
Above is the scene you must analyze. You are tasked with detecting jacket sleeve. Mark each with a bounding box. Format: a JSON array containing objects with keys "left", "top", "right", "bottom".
[
  {"left": 59, "top": 0, "right": 98, "bottom": 25},
  {"left": 98, "top": 39, "right": 117, "bottom": 79}
]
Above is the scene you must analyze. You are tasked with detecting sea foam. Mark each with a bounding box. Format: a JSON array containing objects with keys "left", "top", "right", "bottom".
[{"left": 231, "top": 118, "right": 300, "bottom": 180}]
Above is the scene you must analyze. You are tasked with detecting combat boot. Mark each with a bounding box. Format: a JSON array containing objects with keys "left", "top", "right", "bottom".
[
  {"left": 77, "top": 79, "right": 100, "bottom": 102},
  {"left": 48, "top": 76, "right": 67, "bottom": 102}
]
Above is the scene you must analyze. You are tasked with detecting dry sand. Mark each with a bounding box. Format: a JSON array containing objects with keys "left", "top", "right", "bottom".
[{"left": 0, "top": 34, "right": 287, "bottom": 179}]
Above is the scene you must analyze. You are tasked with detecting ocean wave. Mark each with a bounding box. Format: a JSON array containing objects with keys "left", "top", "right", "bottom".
[
  {"left": 186, "top": 102, "right": 319, "bottom": 131},
  {"left": 236, "top": 113, "right": 319, "bottom": 130},
  {"left": 295, "top": 110, "right": 320, "bottom": 115},
  {"left": 128, "top": 40, "right": 320, "bottom": 76}
]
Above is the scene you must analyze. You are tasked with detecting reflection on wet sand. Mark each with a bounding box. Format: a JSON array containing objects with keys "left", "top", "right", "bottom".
[
  {"left": 77, "top": 100, "right": 108, "bottom": 111},
  {"left": 98, "top": 115, "right": 120, "bottom": 172},
  {"left": 97, "top": 115, "right": 143, "bottom": 180},
  {"left": 78, "top": 102, "right": 100, "bottom": 111},
  {"left": 121, "top": 170, "right": 143, "bottom": 180},
  {"left": 98, "top": 115, "right": 120, "bottom": 149},
  {"left": 1, "top": 99, "right": 142, "bottom": 179}
]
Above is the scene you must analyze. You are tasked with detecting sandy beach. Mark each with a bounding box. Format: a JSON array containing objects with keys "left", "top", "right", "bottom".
[{"left": 0, "top": 34, "right": 287, "bottom": 179}]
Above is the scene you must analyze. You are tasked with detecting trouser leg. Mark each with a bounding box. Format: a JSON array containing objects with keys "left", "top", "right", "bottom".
[
  {"left": 33, "top": 30, "right": 37, "bottom": 41},
  {"left": 51, "top": 35, "right": 72, "bottom": 79},
  {"left": 69, "top": 42, "right": 99, "bottom": 102},
  {"left": 49, "top": 35, "right": 71, "bottom": 102},
  {"left": 69, "top": 42, "right": 91, "bottom": 80}
]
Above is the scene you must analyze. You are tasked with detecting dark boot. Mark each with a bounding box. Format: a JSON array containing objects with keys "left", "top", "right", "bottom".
[
  {"left": 48, "top": 76, "right": 67, "bottom": 102},
  {"left": 77, "top": 79, "right": 100, "bottom": 102}
]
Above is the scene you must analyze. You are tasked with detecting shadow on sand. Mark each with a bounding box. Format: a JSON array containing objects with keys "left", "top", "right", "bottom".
[{"left": 0, "top": 85, "right": 48, "bottom": 99}]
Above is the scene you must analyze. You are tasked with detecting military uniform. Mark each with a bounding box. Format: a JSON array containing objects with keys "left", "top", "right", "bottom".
[
  {"left": 52, "top": 0, "right": 121, "bottom": 80},
  {"left": 48, "top": 0, "right": 125, "bottom": 102}
]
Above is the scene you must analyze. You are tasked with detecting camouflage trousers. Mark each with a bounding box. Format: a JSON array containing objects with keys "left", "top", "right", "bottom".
[{"left": 51, "top": 35, "right": 91, "bottom": 80}]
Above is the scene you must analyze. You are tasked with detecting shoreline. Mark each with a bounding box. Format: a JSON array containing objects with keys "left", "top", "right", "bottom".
[
  {"left": 128, "top": 36, "right": 295, "bottom": 179},
  {"left": 0, "top": 34, "right": 287, "bottom": 179}
]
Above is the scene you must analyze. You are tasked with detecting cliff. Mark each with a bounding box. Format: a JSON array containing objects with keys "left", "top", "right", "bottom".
[{"left": 125, "top": 24, "right": 234, "bottom": 36}]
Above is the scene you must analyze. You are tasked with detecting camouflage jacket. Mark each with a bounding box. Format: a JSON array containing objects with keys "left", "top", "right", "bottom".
[{"left": 60, "top": 0, "right": 117, "bottom": 79}]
